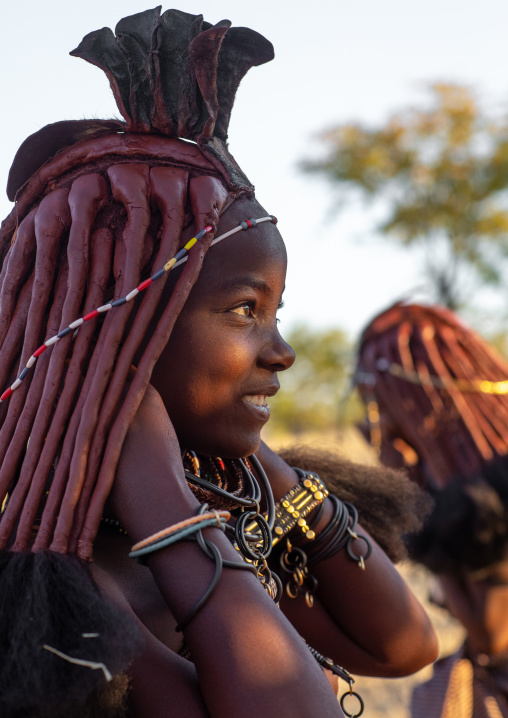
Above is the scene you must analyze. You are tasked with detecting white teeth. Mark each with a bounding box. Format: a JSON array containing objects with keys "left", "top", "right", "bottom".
[{"left": 244, "top": 395, "right": 268, "bottom": 407}]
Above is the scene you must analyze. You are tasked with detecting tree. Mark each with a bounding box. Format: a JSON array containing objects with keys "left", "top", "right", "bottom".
[
  {"left": 267, "top": 324, "right": 362, "bottom": 435},
  {"left": 302, "top": 84, "right": 508, "bottom": 309}
]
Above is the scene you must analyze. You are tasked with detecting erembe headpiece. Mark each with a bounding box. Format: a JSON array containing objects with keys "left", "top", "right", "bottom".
[{"left": 4, "top": 6, "right": 274, "bottom": 212}]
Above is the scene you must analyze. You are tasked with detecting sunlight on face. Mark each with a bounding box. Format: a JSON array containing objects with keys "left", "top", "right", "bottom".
[{"left": 150, "top": 197, "right": 295, "bottom": 458}]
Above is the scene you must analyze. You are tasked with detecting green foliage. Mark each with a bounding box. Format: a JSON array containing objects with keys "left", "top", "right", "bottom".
[
  {"left": 268, "top": 324, "right": 363, "bottom": 434},
  {"left": 302, "top": 84, "right": 508, "bottom": 308},
  {"left": 483, "top": 328, "right": 508, "bottom": 361}
]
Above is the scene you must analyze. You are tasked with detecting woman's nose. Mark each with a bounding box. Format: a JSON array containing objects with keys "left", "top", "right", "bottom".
[{"left": 258, "top": 329, "right": 295, "bottom": 372}]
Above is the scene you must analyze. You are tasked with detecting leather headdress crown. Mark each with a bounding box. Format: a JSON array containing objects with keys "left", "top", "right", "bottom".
[{"left": 7, "top": 7, "right": 274, "bottom": 201}]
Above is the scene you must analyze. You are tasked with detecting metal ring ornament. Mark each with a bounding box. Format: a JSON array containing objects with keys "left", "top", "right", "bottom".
[
  {"left": 340, "top": 688, "right": 364, "bottom": 718},
  {"left": 303, "top": 572, "right": 318, "bottom": 594},
  {"left": 256, "top": 556, "right": 269, "bottom": 576},
  {"left": 286, "top": 580, "right": 299, "bottom": 598},
  {"left": 346, "top": 530, "right": 372, "bottom": 569},
  {"left": 268, "top": 569, "right": 284, "bottom": 603},
  {"left": 293, "top": 566, "right": 306, "bottom": 587},
  {"left": 280, "top": 544, "right": 307, "bottom": 572},
  {"left": 235, "top": 511, "right": 272, "bottom": 561}
]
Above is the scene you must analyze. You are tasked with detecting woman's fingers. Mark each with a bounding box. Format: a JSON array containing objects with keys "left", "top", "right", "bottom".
[{"left": 110, "top": 385, "right": 199, "bottom": 541}]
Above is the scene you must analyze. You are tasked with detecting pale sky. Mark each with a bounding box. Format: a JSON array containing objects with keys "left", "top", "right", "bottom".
[{"left": 2, "top": 0, "right": 508, "bottom": 339}]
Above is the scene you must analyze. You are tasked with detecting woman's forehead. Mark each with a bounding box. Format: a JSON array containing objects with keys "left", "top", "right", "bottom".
[
  {"left": 202, "top": 196, "right": 286, "bottom": 271},
  {"left": 194, "top": 215, "right": 287, "bottom": 297}
]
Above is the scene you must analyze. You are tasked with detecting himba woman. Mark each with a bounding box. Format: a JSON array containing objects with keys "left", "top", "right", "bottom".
[
  {"left": 356, "top": 301, "right": 508, "bottom": 718},
  {"left": 0, "top": 9, "right": 438, "bottom": 717}
]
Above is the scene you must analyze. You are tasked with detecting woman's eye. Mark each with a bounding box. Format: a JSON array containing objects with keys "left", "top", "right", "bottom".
[
  {"left": 230, "top": 303, "right": 254, "bottom": 318},
  {"left": 276, "top": 299, "right": 284, "bottom": 324}
]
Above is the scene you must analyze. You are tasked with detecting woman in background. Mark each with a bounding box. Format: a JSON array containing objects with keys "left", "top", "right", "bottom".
[{"left": 356, "top": 301, "right": 508, "bottom": 717}]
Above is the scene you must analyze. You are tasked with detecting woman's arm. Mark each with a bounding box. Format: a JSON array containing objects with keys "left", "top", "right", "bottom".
[
  {"left": 256, "top": 440, "right": 439, "bottom": 678},
  {"left": 110, "top": 387, "right": 344, "bottom": 718},
  {"left": 91, "top": 562, "right": 210, "bottom": 718}
]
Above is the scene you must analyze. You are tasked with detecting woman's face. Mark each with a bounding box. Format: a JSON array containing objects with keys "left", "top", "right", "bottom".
[{"left": 150, "top": 198, "right": 295, "bottom": 458}]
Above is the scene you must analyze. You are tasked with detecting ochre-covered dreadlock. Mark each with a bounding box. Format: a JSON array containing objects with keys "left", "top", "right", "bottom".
[
  {"left": 355, "top": 302, "right": 508, "bottom": 490},
  {"left": 0, "top": 8, "right": 273, "bottom": 561}
]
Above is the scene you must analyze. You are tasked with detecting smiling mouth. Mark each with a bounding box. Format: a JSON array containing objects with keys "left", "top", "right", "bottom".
[{"left": 243, "top": 394, "right": 269, "bottom": 408}]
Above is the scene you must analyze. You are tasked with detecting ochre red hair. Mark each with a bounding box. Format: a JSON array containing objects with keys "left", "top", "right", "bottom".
[{"left": 356, "top": 303, "right": 508, "bottom": 489}]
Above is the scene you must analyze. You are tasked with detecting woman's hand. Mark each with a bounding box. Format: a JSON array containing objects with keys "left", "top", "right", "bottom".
[{"left": 109, "top": 383, "right": 201, "bottom": 543}]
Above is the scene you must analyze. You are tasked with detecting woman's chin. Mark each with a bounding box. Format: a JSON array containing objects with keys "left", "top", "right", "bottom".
[{"left": 184, "top": 434, "right": 262, "bottom": 460}]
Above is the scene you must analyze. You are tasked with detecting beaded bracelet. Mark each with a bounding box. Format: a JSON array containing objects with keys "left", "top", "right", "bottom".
[
  {"left": 129, "top": 516, "right": 227, "bottom": 563},
  {"left": 271, "top": 470, "right": 329, "bottom": 545},
  {"left": 128, "top": 506, "right": 231, "bottom": 631},
  {"left": 130, "top": 510, "right": 230, "bottom": 554},
  {"left": 174, "top": 538, "right": 223, "bottom": 632},
  {"left": 278, "top": 486, "right": 372, "bottom": 606},
  {"left": 304, "top": 496, "right": 372, "bottom": 570},
  {"left": 128, "top": 505, "right": 266, "bottom": 631}
]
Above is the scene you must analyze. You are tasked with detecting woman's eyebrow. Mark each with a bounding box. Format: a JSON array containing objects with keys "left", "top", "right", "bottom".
[{"left": 217, "top": 277, "right": 271, "bottom": 294}]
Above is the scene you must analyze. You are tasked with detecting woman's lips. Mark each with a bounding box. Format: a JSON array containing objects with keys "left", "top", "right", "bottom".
[{"left": 242, "top": 394, "right": 271, "bottom": 418}]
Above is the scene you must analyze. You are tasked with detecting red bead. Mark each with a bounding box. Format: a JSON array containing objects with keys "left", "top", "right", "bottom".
[
  {"left": 1, "top": 387, "right": 12, "bottom": 402},
  {"left": 33, "top": 345, "right": 47, "bottom": 358},
  {"left": 137, "top": 278, "right": 152, "bottom": 292},
  {"left": 246, "top": 220, "right": 252, "bottom": 228},
  {"left": 83, "top": 309, "right": 99, "bottom": 322}
]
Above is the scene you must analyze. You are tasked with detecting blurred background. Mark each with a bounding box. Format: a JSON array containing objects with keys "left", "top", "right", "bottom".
[{"left": 5, "top": 0, "right": 508, "bottom": 713}]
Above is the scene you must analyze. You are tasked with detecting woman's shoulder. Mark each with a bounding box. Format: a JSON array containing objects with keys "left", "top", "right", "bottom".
[{"left": 92, "top": 529, "right": 183, "bottom": 653}]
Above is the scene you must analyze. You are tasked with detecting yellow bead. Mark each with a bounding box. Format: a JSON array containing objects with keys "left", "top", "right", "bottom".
[
  {"left": 275, "top": 526, "right": 283, "bottom": 535},
  {"left": 293, "top": 511, "right": 299, "bottom": 518},
  {"left": 163, "top": 257, "right": 177, "bottom": 271},
  {"left": 303, "top": 479, "right": 312, "bottom": 488},
  {"left": 287, "top": 505, "right": 294, "bottom": 513},
  {"left": 298, "top": 518, "right": 306, "bottom": 527},
  {"left": 315, "top": 491, "right": 323, "bottom": 501},
  {"left": 306, "top": 530, "right": 316, "bottom": 540},
  {"left": 282, "top": 500, "right": 289, "bottom": 508},
  {"left": 310, "top": 484, "right": 317, "bottom": 492}
]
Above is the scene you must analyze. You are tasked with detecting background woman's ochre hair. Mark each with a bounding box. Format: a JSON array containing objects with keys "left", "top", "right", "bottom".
[{"left": 356, "top": 302, "right": 508, "bottom": 490}]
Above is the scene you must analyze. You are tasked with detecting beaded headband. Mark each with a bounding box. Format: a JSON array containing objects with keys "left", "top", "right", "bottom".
[
  {"left": 356, "top": 357, "right": 508, "bottom": 395},
  {"left": 0, "top": 215, "right": 277, "bottom": 405}
]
